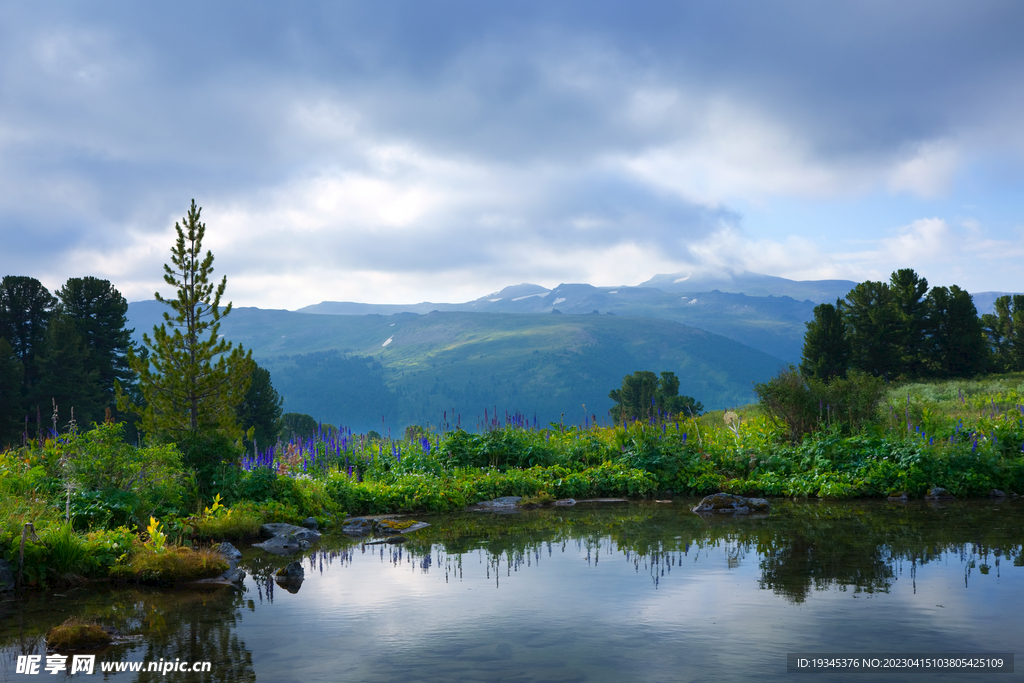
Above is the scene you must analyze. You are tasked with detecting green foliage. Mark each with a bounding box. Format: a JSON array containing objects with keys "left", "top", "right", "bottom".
[
  {"left": 66, "top": 489, "right": 138, "bottom": 530},
  {"left": 175, "top": 429, "right": 244, "bottom": 503},
  {"left": 120, "top": 200, "right": 252, "bottom": 442},
  {"left": 52, "top": 422, "right": 184, "bottom": 523},
  {"left": 441, "top": 428, "right": 558, "bottom": 469},
  {"left": 755, "top": 366, "right": 886, "bottom": 442}
]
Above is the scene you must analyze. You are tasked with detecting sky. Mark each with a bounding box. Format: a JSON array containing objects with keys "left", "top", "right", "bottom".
[{"left": 1, "top": 1, "right": 1022, "bottom": 309}]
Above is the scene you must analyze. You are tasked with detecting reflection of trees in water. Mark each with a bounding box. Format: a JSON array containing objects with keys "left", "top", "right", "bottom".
[
  {"left": 0, "top": 587, "right": 257, "bottom": 682},
  {"left": 315, "top": 502, "right": 1024, "bottom": 603},
  {"left": 131, "top": 589, "right": 254, "bottom": 683}
]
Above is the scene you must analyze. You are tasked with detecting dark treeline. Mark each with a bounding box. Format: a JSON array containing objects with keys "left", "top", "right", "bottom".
[
  {"left": 0, "top": 274, "right": 284, "bottom": 449},
  {"left": 800, "top": 268, "right": 1019, "bottom": 382},
  {"left": 0, "top": 275, "right": 136, "bottom": 446}
]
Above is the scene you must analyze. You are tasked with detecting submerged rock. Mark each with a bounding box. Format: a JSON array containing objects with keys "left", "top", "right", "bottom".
[
  {"left": 253, "top": 534, "right": 310, "bottom": 556},
  {"left": 373, "top": 518, "right": 430, "bottom": 535},
  {"left": 924, "top": 487, "right": 955, "bottom": 501},
  {"left": 259, "top": 523, "right": 321, "bottom": 543},
  {"left": 691, "top": 493, "right": 770, "bottom": 515},
  {"left": 341, "top": 517, "right": 374, "bottom": 537},
  {"left": 0, "top": 559, "right": 14, "bottom": 592},
  {"left": 552, "top": 498, "right": 576, "bottom": 507},
  {"left": 476, "top": 496, "right": 523, "bottom": 509},
  {"left": 276, "top": 561, "right": 305, "bottom": 581}
]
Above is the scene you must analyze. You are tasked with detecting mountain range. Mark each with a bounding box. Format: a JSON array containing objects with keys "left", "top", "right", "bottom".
[{"left": 126, "top": 271, "right": 1017, "bottom": 433}]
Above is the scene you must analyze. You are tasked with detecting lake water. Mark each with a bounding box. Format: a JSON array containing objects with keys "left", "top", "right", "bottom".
[{"left": 2, "top": 499, "right": 1021, "bottom": 682}]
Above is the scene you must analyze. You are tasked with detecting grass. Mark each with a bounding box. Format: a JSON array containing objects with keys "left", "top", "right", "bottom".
[
  {"left": 110, "top": 543, "right": 229, "bottom": 585},
  {"left": 46, "top": 617, "right": 111, "bottom": 651},
  {"left": 194, "top": 509, "right": 263, "bottom": 540}
]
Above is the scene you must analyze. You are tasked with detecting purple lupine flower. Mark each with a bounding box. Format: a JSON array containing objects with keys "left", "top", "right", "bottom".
[{"left": 421, "top": 437, "right": 430, "bottom": 454}]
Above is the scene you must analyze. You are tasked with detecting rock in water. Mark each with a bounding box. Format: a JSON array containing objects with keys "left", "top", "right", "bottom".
[
  {"left": 301, "top": 517, "right": 318, "bottom": 530},
  {"left": 924, "top": 487, "right": 955, "bottom": 500},
  {"left": 259, "top": 523, "right": 321, "bottom": 542},
  {"left": 215, "top": 542, "right": 243, "bottom": 566},
  {"left": 990, "top": 489, "right": 1006, "bottom": 498},
  {"left": 341, "top": 517, "right": 374, "bottom": 537},
  {"left": 276, "top": 561, "right": 305, "bottom": 580},
  {"left": 691, "top": 493, "right": 770, "bottom": 515},
  {"left": 253, "top": 534, "right": 310, "bottom": 556}
]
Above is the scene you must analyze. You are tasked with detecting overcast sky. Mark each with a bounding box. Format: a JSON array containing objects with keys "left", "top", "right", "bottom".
[{"left": 1, "top": 1, "right": 1022, "bottom": 308}]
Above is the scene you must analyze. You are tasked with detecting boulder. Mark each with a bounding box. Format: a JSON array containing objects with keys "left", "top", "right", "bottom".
[
  {"left": 990, "top": 489, "right": 1006, "bottom": 498},
  {"left": 691, "top": 493, "right": 770, "bottom": 515},
  {"left": 887, "top": 492, "right": 909, "bottom": 502},
  {"left": 373, "top": 519, "right": 430, "bottom": 535},
  {"left": 259, "top": 523, "right": 321, "bottom": 543},
  {"left": 468, "top": 496, "right": 523, "bottom": 512},
  {"left": 301, "top": 517, "right": 319, "bottom": 530},
  {"left": 0, "top": 559, "right": 14, "bottom": 592},
  {"left": 276, "top": 561, "right": 305, "bottom": 581},
  {"left": 214, "top": 542, "right": 243, "bottom": 567},
  {"left": 341, "top": 517, "right": 374, "bottom": 537},
  {"left": 252, "top": 534, "right": 310, "bottom": 556},
  {"left": 220, "top": 567, "right": 247, "bottom": 585},
  {"left": 924, "top": 487, "right": 955, "bottom": 501}
]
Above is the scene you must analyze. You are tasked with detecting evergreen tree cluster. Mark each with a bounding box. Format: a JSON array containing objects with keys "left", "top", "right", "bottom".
[
  {"left": 608, "top": 370, "right": 703, "bottom": 425},
  {"left": 800, "top": 268, "right": 1012, "bottom": 382},
  {"left": 0, "top": 275, "right": 134, "bottom": 446}
]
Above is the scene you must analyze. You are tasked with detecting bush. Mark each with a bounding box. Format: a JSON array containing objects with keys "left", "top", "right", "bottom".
[{"left": 48, "top": 423, "right": 184, "bottom": 524}]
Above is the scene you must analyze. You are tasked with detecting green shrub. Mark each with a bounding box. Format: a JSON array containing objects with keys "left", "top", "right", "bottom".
[{"left": 195, "top": 508, "right": 262, "bottom": 540}]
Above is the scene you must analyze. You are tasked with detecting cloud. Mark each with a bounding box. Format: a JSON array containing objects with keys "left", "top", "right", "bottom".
[{"left": 1, "top": 2, "right": 1023, "bottom": 306}]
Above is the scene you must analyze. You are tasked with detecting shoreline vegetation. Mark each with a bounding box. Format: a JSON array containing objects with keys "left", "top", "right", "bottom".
[{"left": 3, "top": 372, "right": 1023, "bottom": 593}]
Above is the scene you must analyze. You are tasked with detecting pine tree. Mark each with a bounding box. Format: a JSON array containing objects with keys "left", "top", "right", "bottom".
[
  {"left": 889, "top": 268, "right": 930, "bottom": 378},
  {"left": 924, "top": 285, "right": 987, "bottom": 377},
  {"left": 56, "top": 277, "right": 135, "bottom": 415},
  {"left": 0, "top": 276, "right": 56, "bottom": 397},
  {"left": 981, "top": 295, "right": 1024, "bottom": 372},
  {"left": 120, "top": 200, "right": 252, "bottom": 441},
  {"left": 844, "top": 280, "right": 901, "bottom": 379},
  {"left": 799, "top": 299, "right": 850, "bottom": 381},
  {"left": 0, "top": 337, "right": 24, "bottom": 446},
  {"left": 609, "top": 370, "right": 701, "bottom": 424},
  {"left": 32, "top": 313, "right": 106, "bottom": 428},
  {"left": 235, "top": 362, "right": 283, "bottom": 450}
]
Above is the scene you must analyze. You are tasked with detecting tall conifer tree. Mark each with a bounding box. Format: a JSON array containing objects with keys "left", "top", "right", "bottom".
[
  {"left": 799, "top": 299, "right": 850, "bottom": 381},
  {"left": 56, "top": 277, "right": 135, "bottom": 414},
  {"left": 925, "top": 285, "right": 986, "bottom": 377},
  {"left": 120, "top": 200, "right": 252, "bottom": 441}
]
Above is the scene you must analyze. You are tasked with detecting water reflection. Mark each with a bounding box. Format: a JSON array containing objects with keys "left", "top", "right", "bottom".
[
  {"left": 1, "top": 586, "right": 255, "bottom": 682},
  {"left": 2, "top": 499, "right": 1022, "bottom": 682}
]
